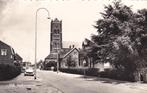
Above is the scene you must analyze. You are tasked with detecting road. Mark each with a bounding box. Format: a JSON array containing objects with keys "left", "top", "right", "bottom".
[
  {"left": 0, "top": 70, "right": 147, "bottom": 93},
  {"left": 39, "top": 70, "right": 147, "bottom": 93}
]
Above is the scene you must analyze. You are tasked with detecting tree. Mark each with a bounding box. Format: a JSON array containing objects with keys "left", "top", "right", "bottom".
[
  {"left": 82, "top": 38, "right": 102, "bottom": 67},
  {"left": 91, "top": 0, "right": 147, "bottom": 81}
]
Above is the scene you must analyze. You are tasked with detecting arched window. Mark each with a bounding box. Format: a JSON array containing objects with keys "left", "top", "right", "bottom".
[
  {"left": 54, "top": 29, "right": 57, "bottom": 34},
  {"left": 56, "top": 29, "right": 59, "bottom": 34}
]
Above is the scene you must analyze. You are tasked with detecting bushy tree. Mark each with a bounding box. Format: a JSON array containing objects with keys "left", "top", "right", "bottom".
[{"left": 92, "top": 0, "right": 147, "bottom": 81}]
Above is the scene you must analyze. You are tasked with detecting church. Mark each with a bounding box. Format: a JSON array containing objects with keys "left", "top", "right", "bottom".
[{"left": 44, "top": 18, "right": 80, "bottom": 70}]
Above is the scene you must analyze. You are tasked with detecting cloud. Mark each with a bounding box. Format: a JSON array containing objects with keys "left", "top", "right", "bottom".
[
  {"left": 0, "top": 0, "right": 14, "bottom": 17},
  {"left": 0, "top": 0, "right": 147, "bottom": 63},
  {"left": 0, "top": 0, "right": 14, "bottom": 35},
  {"left": 0, "top": 0, "right": 7, "bottom": 14}
]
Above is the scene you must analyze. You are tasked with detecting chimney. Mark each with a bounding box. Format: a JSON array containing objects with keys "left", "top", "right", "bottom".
[
  {"left": 72, "top": 45, "right": 75, "bottom": 48},
  {"left": 69, "top": 45, "right": 71, "bottom": 49}
]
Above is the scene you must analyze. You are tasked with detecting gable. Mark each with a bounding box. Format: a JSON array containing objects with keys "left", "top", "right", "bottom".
[
  {"left": 0, "top": 41, "right": 10, "bottom": 49},
  {"left": 63, "top": 48, "right": 79, "bottom": 59}
]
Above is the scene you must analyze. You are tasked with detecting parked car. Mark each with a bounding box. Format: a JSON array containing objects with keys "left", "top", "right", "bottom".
[{"left": 24, "top": 67, "right": 34, "bottom": 76}]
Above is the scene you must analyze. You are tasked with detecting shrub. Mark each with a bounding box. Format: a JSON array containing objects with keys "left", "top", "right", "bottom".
[{"left": 99, "top": 69, "right": 134, "bottom": 82}]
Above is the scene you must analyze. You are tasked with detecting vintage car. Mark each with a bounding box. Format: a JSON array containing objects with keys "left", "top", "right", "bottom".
[{"left": 24, "top": 67, "right": 34, "bottom": 76}]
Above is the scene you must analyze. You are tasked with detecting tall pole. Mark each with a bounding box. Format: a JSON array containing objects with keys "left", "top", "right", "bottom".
[
  {"left": 57, "top": 51, "right": 59, "bottom": 73},
  {"left": 34, "top": 8, "right": 50, "bottom": 80}
]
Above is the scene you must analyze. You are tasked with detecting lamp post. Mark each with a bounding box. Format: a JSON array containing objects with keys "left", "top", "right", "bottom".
[{"left": 34, "top": 8, "right": 50, "bottom": 80}]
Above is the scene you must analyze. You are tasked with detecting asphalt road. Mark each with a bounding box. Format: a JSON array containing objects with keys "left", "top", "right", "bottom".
[
  {"left": 38, "top": 70, "right": 147, "bottom": 93},
  {"left": 0, "top": 70, "right": 147, "bottom": 93}
]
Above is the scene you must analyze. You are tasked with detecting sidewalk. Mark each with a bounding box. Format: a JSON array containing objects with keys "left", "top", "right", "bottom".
[
  {"left": 0, "top": 73, "right": 63, "bottom": 93},
  {"left": 0, "top": 83, "right": 62, "bottom": 93}
]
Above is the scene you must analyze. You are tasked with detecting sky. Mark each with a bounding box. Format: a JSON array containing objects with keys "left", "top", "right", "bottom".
[{"left": 0, "top": 0, "right": 147, "bottom": 63}]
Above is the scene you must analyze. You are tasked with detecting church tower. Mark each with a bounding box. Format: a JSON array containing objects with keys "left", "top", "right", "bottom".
[{"left": 50, "top": 18, "right": 62, "bottom": 53}]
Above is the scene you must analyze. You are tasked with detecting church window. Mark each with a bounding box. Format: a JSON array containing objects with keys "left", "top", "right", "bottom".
[
  {"left": 53, "top": 35, "right": 60, "bottom": 39},
  {"left": 54, "top": 29, "right": 57, "bottom": 34},
  {"left": 54, "top": 29, "right": 59, "bottom": 34},
  {"left": 56, "top": 29, "right": 59, "bottom": 34}
]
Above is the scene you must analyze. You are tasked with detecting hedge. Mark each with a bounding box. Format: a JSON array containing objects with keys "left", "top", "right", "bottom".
[
  {"left": 59, "top": 68, "right": 134, "bottom": 82},
  {"left": 98, "top": 69, "right": 134, "bottom": 81},
  {"left": 59, "top": 68, "right": 100, "bottom": 76},
  {"left": 0, "top": 63, "right": 21, "bottom": 81}
]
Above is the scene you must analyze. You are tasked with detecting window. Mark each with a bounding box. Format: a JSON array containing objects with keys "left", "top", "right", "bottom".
[
  {"left": 56, "top": 29, "right": 59, "bottom": 34},
  {"left": 54, "top": 29, "right": 59, "bottom": 34},
  {"left": 54, "top": 42, "right": 59, "bottom": 48},
  {"left": 73, "top": 50, "right": 77, "bottom": 55},
  {"left": 1, "top": 49, "right": 7, "bottom": 56},
  {"left": 54, "top": 29, "right": 57, "bottom": 33}
]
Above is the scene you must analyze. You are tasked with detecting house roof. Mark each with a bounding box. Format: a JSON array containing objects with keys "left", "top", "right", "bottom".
[
  {"left": 62, "top": 48, "right": 79, "bottom": 59},
  {"left": 45, "top": 48, "right": 72, "bottom": 59},
  {"left": 15, "top": 53, "right": 23, "bottom": 60},
  {"left": 83, "top": 38, "right": 109, "bottom": 49},
  {"left": 59, "top": 48, "right": 71, "bottom": 58},
  {"left": 0, "top": 40, "right": 15, "bottom": 55},
  {"left": 0, "top": 40, "right": 11, "bottom": 48},
  {"left": 45, "top": 47, "right": 80, "bottom": 60}
]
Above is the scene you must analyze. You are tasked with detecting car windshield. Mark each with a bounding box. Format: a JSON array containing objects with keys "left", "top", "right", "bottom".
[{"left": 25, "top": 68, "right": 34, "bottom": 72}]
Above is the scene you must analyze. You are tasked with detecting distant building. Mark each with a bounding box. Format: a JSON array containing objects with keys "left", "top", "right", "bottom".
[
  {"left": 22, "top": 62, "right": 31, "bottom": 68},
  {"left": 44, "top": 18, "right": 80, "bottom": 69}
]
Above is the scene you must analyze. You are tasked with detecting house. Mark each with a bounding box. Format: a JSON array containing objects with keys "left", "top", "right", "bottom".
[
  {"left": 59, "top": 47, "right": 79, "bottom": 68},
  {"left": 0, "top": 40, "right": 16, "bottom": 65},
  {"left": 0, "top": 40, "right": 23, "bottom": 66}
]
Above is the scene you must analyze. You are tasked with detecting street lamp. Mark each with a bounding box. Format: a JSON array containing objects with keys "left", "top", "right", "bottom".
[{"left": 34, "top": 8, "right": 50, "bottom": 80}]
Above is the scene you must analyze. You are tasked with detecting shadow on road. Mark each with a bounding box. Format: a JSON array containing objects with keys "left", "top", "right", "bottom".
[{"left": 77, "top": 75, "right": 130, "bottom": 84}]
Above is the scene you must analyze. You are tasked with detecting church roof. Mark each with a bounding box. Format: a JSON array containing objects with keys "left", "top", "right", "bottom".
[
  {"left": 51, "top": 18, "right": 61, "bottom": 23},
  {"left": 54, "top": 18, "right": 59, "bottom": 22},
  {"left": 45, "top": 53, "right": 58, "bottom": 59}
]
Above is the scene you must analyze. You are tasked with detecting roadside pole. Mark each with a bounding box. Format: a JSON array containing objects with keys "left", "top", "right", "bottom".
[
  {"left": 57, "top": 51, "right": 59, "bottom": 73},
  {"left": 83, "top": 60, "right": 86, "bottom": 78}
]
